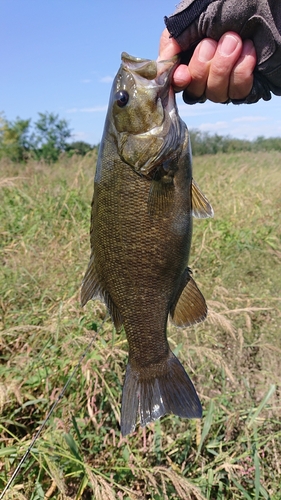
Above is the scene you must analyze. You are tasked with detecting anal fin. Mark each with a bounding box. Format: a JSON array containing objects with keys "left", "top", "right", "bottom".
[
  {"left": 192, "top": 179, "right": 214, "bottom": 218},
  {"left": 170, "top": 268, "right": 207, "bottom": 327}
]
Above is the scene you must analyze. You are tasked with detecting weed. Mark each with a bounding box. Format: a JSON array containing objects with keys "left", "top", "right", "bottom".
[{"left": 0, "top": 151, "right": 280, "bottom": 498}]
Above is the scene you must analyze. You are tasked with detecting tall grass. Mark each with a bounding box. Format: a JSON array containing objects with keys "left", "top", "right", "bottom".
[{"left": 0, "top": 151, "right": 280, "bottom": 499}]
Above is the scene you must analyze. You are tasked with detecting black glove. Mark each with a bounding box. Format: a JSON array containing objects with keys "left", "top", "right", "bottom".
[{"left": 165, "top": 0, "right": 281, "bottom": 104}]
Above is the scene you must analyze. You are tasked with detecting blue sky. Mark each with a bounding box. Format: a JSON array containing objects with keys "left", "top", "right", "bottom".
[{"left": 1, "top": 0, "right": 281, "bottom": 146}]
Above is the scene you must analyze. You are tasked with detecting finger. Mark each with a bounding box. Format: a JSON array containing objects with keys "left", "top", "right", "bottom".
[
  {"left": 182, "top": 38, "right": 218, "bottom": 97},
  {"left": 229, "top": 39, "right": 257, "bottom": 100},
  {"left": 205, "top": 32, "right": 243, "bottom": 102},
  {"left": 172, "top": 64, "right": 192, "bottom": 92},
  {"left": 158, "top": 28, "right": 181, "bottom": 61}
]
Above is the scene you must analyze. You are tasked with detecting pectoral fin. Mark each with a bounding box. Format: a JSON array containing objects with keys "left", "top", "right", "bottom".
[
  {"left": 170, "top": 269, "right": 207, "bottom": 327},
  {"left": 81, "top": 255, "right": 123, "bottom": 331},
  {"left": 148, "top": 179, "right": 174, "bottom": 217},
  {"left": 191, "top": 179, "right": 214, "bottom": 218}
]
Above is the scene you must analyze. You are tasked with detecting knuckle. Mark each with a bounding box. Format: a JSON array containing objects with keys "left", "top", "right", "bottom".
[
  {"left": 205, "top": 86, "right": 228, "bottom": 103},
  {"left": 229, "top": 76, "right": 253, "bottom": 100}
]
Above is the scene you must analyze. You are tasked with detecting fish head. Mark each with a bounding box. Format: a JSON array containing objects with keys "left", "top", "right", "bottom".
[
  {"left": 112, "top": 52, "right": 176, "bottom": 134},
  {"left": 108, "top": 52, "right": 185, "bottom": 177}
]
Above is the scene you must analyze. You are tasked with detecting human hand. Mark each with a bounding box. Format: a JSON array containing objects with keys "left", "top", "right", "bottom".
[{"left": 159, "top": 29, "right": 257, "bottom": 103}]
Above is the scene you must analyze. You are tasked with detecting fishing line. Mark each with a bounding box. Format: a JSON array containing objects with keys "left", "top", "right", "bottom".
[{"left": 0, "top": 321, "right": 104, "bottom": 499}]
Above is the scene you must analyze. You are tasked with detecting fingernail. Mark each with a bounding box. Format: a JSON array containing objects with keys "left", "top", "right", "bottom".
[
  {"left": 219, "top": 34, "right": 239, "bottom": 56},
  {"left": 241, "top": 39, "right": 256, "bottom": 57},
  {"left": 198, "top": 39, "right": 217, "bottom": 62}
]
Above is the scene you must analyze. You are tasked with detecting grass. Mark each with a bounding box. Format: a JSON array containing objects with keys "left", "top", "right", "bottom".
[{"left": 0, "top": 150, "right": 280, "bottom": 499}]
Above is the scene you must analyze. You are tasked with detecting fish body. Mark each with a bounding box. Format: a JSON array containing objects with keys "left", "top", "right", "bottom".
[{"left": 81, "top": 53, "right": 213, "bottom": 435}]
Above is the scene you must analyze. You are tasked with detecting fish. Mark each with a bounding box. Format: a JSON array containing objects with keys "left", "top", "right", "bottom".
[{"left": 81, "top": 52, "right": 213, "bottom": 436}]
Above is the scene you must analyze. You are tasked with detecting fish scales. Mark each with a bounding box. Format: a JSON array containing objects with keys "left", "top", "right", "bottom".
[{"left": 81, "top": 52, "right": 213, "bottom": 435}]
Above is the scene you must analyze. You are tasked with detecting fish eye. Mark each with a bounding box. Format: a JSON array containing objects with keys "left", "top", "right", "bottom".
[{"left": 114, "top": 90, "right": 129, "bottom": 107}]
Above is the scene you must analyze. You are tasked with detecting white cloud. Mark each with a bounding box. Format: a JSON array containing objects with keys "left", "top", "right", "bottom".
[
  {"left": 229, "top": 123, "right": 281, "bottom": 140},
  {"left": 177, "top": 100, "right": 217, "bottom": 118},
  {"left": 80, "top": 79, "right": 91, "bottom": 84},
  {"left": 66, "top": 108, "right": 79, "bottom": 113},
  {"left": 66, "top": 106, "right": 107, "bottom": 113},
  {"left": 198, "top": 121, "right": 228, "bottom": 132},
  {"left": 80, "top": 106, "right": 108, "bottom": 113},
  {"left": 232, "top": 115, "right": 267, "bottom": 123},
  {"left": 71, "top": 131, "right": 89, "bottom": 140},
  {"left": 100, "top": 75, "right": 114, "bottom": 83}
]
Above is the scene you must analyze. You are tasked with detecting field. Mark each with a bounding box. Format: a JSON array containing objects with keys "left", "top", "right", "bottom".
[{"left": 0, "top": 150, "right": 280, "bottom": 499}]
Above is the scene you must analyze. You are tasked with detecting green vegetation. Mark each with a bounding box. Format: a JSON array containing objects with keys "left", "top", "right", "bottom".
[
  {"left": 0, "top": 112, "right": 95, "bottom": 164},
  {"left": 190, "top": 130, "right": 281, "bottom": 155},
  {"left": 2, "top": 109, "right": 281, "bottom": 165},
  {"left": 0, "top": 150, "right": 280, "bottom": 499},
  {"left": 0, "top": 114, "right": 31, "bottom": 163}
]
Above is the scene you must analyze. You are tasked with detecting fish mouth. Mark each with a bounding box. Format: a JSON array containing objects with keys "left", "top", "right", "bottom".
[
  {"left": 121, "top": 52, "right": 179, "bottom": 110},
  {"left": 121, "top": 52, "right": 158, "bottom": 79},
  {"left": 156, "top": 57, "right": 179, "bottom": 110},
  {"left": 121, "top": 52, "right": 179, "bottom": 79}
]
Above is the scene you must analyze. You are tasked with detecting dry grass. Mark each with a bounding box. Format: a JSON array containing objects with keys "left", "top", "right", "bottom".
[{"left": 0, "top": 151, "right": 280, "bottom": 499}]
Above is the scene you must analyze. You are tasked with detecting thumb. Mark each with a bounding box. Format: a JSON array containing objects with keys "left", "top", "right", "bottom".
[{"left": 158, "top": 28, "right": 181, "bottom": 61}]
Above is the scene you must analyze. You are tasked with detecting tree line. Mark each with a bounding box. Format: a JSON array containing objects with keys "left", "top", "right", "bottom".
[
  {"left": 0, "top": 112, "right": 96, "bottom": 163},
  {"left": 1, "top": 111, "right": 281, "bottom": 163},
  {"left": 189, "top": 129, "right": 281, "bottom": 155}
]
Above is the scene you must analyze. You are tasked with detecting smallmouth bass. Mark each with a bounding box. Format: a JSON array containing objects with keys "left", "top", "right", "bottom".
[{"left": 81, "top": 52, "right": 213, "bottom": 436}]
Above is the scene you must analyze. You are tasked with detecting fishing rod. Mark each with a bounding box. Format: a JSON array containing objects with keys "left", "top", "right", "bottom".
[{"left": 0, "top": 325, "right": 101, "bottom": 499}]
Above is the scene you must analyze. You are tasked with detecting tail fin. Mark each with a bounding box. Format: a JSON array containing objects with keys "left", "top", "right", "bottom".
[{"left": 120, "top": 351, "right": 202, "bottom": 436}]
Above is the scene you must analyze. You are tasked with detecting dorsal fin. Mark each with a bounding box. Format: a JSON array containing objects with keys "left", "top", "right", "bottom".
[{"left": 191, "top": 179, "right": 214, "bottom": 219}]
